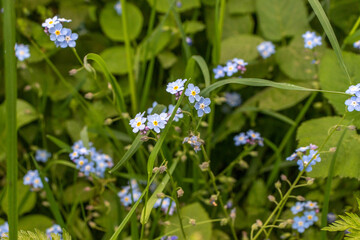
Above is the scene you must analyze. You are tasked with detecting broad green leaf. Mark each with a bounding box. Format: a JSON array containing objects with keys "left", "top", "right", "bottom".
[
  {"left": 165, "top": 203, "right": 212, "bottom": 240},
  {"left": 16, "top": 99, "right": 38, "bottom": 129},
  {"left": 228, "top": 0, "right": 255, "bottom": 14},
  {"left": 256, "top": 0, "right": 308, "bottom": 41},
  {"left": 147, "top": 0, "right": 200, "bottom": 13},
  {"left": 211, "top": 230, "right": 231, "bottom": 240},
  {"left": 246, "top": 179, "right": 267, "bottom": 207},
  {"left": 319, "top": 51, "right": 360, "bottom": 126},
  {"left": 2, "top": 180, "right": 36, "bottom": 216},
  {"left": 98, "top": 46, "right": 133, "bottom": 75},
  {"left": 297, "top": 116, "right": 360, "bottom": 179},
  {"left": 18, "top": 214, "right": 53, "bottom": 231},
  {"left": 59, "top": 1, "right": 88, "bottom": 29},
  {"left": 62, "top": 181, "right": 95, "bottom": 204},
  {"left": 329, "top": 0, "right": 360, "bottom": 33},
  {"left": 94, "top": 190, "right": 120, "bottom": 235},
  {"left": 157, "top": 51, "right": 178, "bottom": 69},
  {"left": 80, "top": 126, "right": 89, "bottom": 149},
  {"left": 100, "top": 3, "right": 143, "bottom": 41},
  {"left": 276, "top": 36, "right": 325, "bottom": 80},
  {"left": 138, "top": 27, "right": 172, "bottom": 60},
  {"left": 183, "top": 20, "right": 205, "bottom": 34},
  {"left": 220, "top": 35, "right": 263, "bottom": 63}
]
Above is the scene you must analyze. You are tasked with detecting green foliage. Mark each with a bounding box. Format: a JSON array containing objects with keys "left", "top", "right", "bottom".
[
  {"left": 2, "top": 228, "right": 72, "bottom": 240},
  {"left": 147, "top": 0, "right": 200, "bottom": 13},
  {"left": 256, "top": 0, "right": 309, "bottom": 41},
  {"left": 323, "top": 199, "right": 360, "bottom": 239},
  {"left": 297, "top": 117, "right": 360, "bottom": 179}
]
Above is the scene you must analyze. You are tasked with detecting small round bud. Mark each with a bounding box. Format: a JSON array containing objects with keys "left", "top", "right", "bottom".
[
  {"left": 159, "top": 165, "right": 167, "bottom": 174},
  {"left": 24, "top": 85, "right": 32, "bottom": 91},
  {"left": 69, "top": 69, "right": 78, "bottom": 75},
  {"left": 189, "top": 218, "right": 196, "bottom": 226},
  {"left": 239, "top": 160, "right": 249, "bottom": 169},
  {"left": 275, "top": 181, "right": 281, "bottom": 189},
  {"left": 92, "top": 212, "right": 100, "bottom": 218},
  {"left": 104, "top": 118, "right": 113, "bottom": 125},
  {"left": 86, "top": 205, "right": 94, "bottom": 210},
  {"left": 296, "top": 195, "right": 305, "bottom": 201},
  {"left": 306, "top": 178, "right": 314, "bottom": 185},
  {"left": 348, "top": 125, "right": 356, "bottom": 130},
  {"left": 104, "top": 200, "right": 110, "bottom": 207},
  {"left": 141, "top": 136, "right": 149, "bottom": 142},
  {"left": 199, "top": 162, "right": 209, "bottom": 171},
  {"left": 256, "top": 219, "right": 263, "bottom": 227},
  {"left": 156, "top": 193, "right": 165, "bottom": 199},
  {"left": 251, "top": 223, "right": 258, "bottom": 230},
  {"left": 177, "top": 188, "right": 184, "bottom": 198},
  {"left": 268, "top": 195, "right": 276, "bottom": 202},
  {"left": 280, "top": 174, "right": 288, "bottom": 181},
  {"left": 181, "top": 154, "right": 187, "bottom": 162},
  {"left": 152, "top": 167, "right": 159, "bottom": 173},
  {"left": 88, "top": 221, "right": 96, "bottom": 228},
  {"left": 83, "top": 186, "right": 92, "bottom": 192},
  {"left": 85, "top": 92, "right": 94, "bottom": 100},
  {"left": 220, "top": 218, "right": 228, "bottom": 226},
  {"left": 278, "top": 222, "right": 287, "bottom": 228},
  {"left": 329, "top": 147, "right": 337, "bottom": 152},
  {"left": 42, "top": 201, "right": 50, "bottom": 207}
]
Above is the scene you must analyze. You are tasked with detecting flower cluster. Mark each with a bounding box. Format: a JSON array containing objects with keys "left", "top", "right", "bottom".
[
  {"left": 23, "top": 170, "right": 46, "bottom": 190},
  {"left": 224, "top": 92, "right": 241, "bottom": 107},
  {"left": 166, "top": 79, "right": 187, "bottom": 100},
  {"left": 35, "top": 149, "right": 51, "bottom": 163},
  {"left": 0, "top": 222, "right": 8, "bottom": 238},
  {"left": 183, "top": 134, "right": 204, "bottom": 153},
  {"left": 183, "top": 83, "right": 211, "bottom": 117},
  {"left": 286, "top": 144, "right": 321, "bottom": 172},
  {"left": 46, "top": 224, "right": 62, "bottom": 240},
  {"left": 233, "top": 130, "right": 264, "bottom": 147},
  {"left": 154, "top": 197, "right": 176, "bottom": 215},
  {"left": 15, "top": 43, "right": 30, "bottom": 61},
  {"left": 42, "top": 16, "right": 78, "bottom": 48},
  {"left": 118, "top": 179, "right": 141, "bottom": 207},
  {"left": 257, "top": 41, "right": 276, "bottom": 59},
  {"left": 291, "top": 201, "right": 319, "bottom": 233},
  {"left": 69, "top": 140, "right": 114, "bottom": 178},
  {"left": 213, "top": 58, "right": 248, "bottom": 79},
  {"left": 302, "top": 31, "right": 322, "bottom": 49},
  {"left": 114, "top": 1, "right": 122, "bottom": 15},
  {"left": 354, "top": 40, "right": 360, "bottom": 50},
  {"left": 161, "top": 236, "right": 178, "bottom": 240},
  {"left": 345, "top": 84, "right": 360, "bottom": 112}
]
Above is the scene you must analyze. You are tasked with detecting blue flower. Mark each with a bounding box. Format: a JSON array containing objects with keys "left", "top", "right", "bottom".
[
  {"left": 302, "top": 31, "right": 316, "bottom": 40},
  {"left": 166, "top": 79, "right": 187, "bottom": 95},
  {"left": 308, "top": 150, "right": 321, "bottom": 163},
  {"left": 295, "top": 146, "right": 309, "bottom": 153},
  {"left": 345, "top": 84, "right": 360, "bottom": 95},
  {"left": 35, "top": 149, "right": 51, "bottom": 163},
  {"left": 292, "top": 216, "right": 310, "bottom": 233},
  {"left": 32, "top": 176, "right": 44, "bottom": 189},
  {"left": 185, "top": 84, "right": 201, "bottom": 103},
  {"left": 15, "top": 43, "right": 30, "bottom": 61},
  {"left": 225, "top": 92, "right": 241, "bottom": 107},
  {"left": 82, "top": 162, "right": 95, "bottom": 176},
  {"left": 23, "top": 169, "right": 45, "bottom": 190},
  {"left": 213, "top": 65, "right": 225, "bottom": 79},
  {"left": 0, "top": 222, "right": 9, "bottom": 238},
  {"left": 345, "top": 96, "right": 360, "bottom": 112},
  {"left": 49, "top": 23, "right": 66, "bottom": 42},
  {"left": 194, "top": 97, "right": 211, "bottom": 117},
  {"left": 302, "top": 31, "right": 322, "bottom": 49},
  {"left": 232, "top": 58, "right": 248, "bottom": 68},
  {"left": 327, "top": 212, "right": 336, "bottom": 224},
  {"left": 118, "top": 180, "right": 142, "bottom": 207},
  {"left": 42, "top": 16, "right": 60, "bottom": 29},
  {"left": 297, "top": 154, "right": 316, "bottom": 172},
  {"left": 234, "top": 132, "right": 247, "bottom": 146},
  {"left": 46, "top": 224, "right": 62, "bottom": 240},
  {"left": 183, "top": 134, "right": 203, "bottom": 152},
  {"left": 155, "top": 197, "right": 176, "bottom": 215},
  {"left": 59, "top": 28, "right": 78, "bottom": 48},
  {"left": 354, "top": 40, "right": 360, "bottom": 49},
  {"left": 286, "top": 152, "right": 297, "bottom": 161},
  {"left": 186, "top": 37, "right": 193, "bottom": 46},
  {"left": 75, "top": 156, "right": 88, "bottom": 169},
  {"left": 147, "top": 101, "right": 167, "bottom": 114},
  {"left": 129, "top": 112, "right": 147, "bottom": 133},
  {"left": 147, "top": 114, "right": 166, "bottom": 133},
  {"left": 291, "top": 202, "right": 305, "bottom": 214},
  {"left": 223, "top": 61, "right": 238, "bottom": 77},
  {"left": 304, "top": 201, "right": 318, "bottom": 210},
  {"left": 114, "top": 1, "right": 122, "bottom": 15},
  {"left": 257, "top": 41, "right": 276, "bottom": 59},
  {"left": 168, "top": 104, "right": 184, "bottom": 122},
  {"left": 161, "top": 236, "right": 179, "bottom": 240},
  {"left": 304, "top": 211, "right": 318, "bottom": 225}
]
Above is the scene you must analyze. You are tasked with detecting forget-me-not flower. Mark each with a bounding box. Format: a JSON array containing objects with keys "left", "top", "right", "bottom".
[
  {"left": 234, "top": 132, "right": 247, "bottom": 146},
  {"left": 292, "top": 216, "right": 310, "bottom": 233},
  {"left": 225, "top": 92, "right": 241, "bottom": 107},
  {"left": 130, "top": 112, "right": 147, "bottom": 133},
  {"left": 223, "top": 61, "right": 238, "bottom": 77},
  {"left": 194, "top": 97, "right": 211, "bottom": 117},
  {"left": 147, "top": 114, "right": 166, "bottom": 133},
  {"left": 185, "top": 84, "right": 201, "bottom": 103},
  {"left": 114, "top": 1, "right": 122, "bottom": 15},
  {"left": 257, "top": 41, "right": 276, "bottom": 59},
  {"left": 291, "top": 202, "right": 305, "bottom": 214},
  {"left": 345, "top": 96, "right": 360, "bottom": 112},
  {"left": 354, "top": 40, "right": 360, "bottom": 49},
  {"left": 15, "top": 43, "right": 30, "bottom": 61},
  {"left": 213, "top": 65, "right": 225, "bottom": 79},
  {"left": 168, "top": 104, "right": 183, "bottom": 122},
  {"left": 166, "top": 79, "right": 187, "bottom": 95},
  {"left": 35, "top": 149, "right": 51, "bottom": 163},
  {"left": 59, "top": 28, "right": 78, "bottom": 48},
  {"left": 46, "top": 224, "right": 62, "bottom": 240}
]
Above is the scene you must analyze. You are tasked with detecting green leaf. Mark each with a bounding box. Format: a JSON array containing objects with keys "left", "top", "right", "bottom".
[
  {"left": 62, "top": 181, "right": 95, "bottom": 204},
  {"left": 319, "top": 50, "right": 360, "bottom": 127},
  {"left": 246, "top": 179, "right": 267, "bottom": 207},
  {"left": 98, "top": 46, "right": 134, "bottom": 75},
  {"left": 80, "top": 126, "right": 89, "bottom": 149},
  {"left": 157, "top": 51, "right": 178, "bottom": 69},
  {"left": 297, "top": 116, "right": 360, "bottom": 179},
  {"left": 256, "top": 0, "right": 308, "bottom": 41},
  {"left": 183, "top": 20, "right": 205, "bottom": 34},
  {"left": 46, "top": 135, "right": 72, "bottom": 152},
  {"left": 16, "top": 99, "right": 38, "bottom": 129},
  {"left": 18, "top": 215, "right": 53, "bottom": 231},
  {"left": 147, "top": 0, "right": 200, "bottom": 13},
  {"left": 99, "top": 2, "right": 143, "bottom": 42},
  {"left": 276, "top": 36, "right": 325, "bottom": 80},
  {"left": 200, "top": 78, "right": 349, "bottom": 97},
  {"left": 2, "top": 180, "right": 36, "bottom": 216},
  {"left": 164, "top": 203, "right": 212, "bottom": 240},
  {"left": 308, "top": 0, "right": 352, "bottom": 84},
  {"left": 220, "top": 35, "right": 263, "bottom": 63},
  {"left": 329, "top": 0, "right": 360, "bottom": 33},
  {"left": 228, "top": 0, "right": 255, "bottom": 14}
]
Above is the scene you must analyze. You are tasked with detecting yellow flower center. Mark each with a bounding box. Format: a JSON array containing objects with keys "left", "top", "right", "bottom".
[
  {"left": 251, "top": 134, "right": 256, "bottom": 138},
  {"left": 136, "top": 121, "right": 141, "bottom": 127},
  {"left": 49, "top": 21, "right": 53, "bottom": 24},
  {"left": 65, "top": 36, "right": 71, "bottom": 41},
  {"left": 34, "top": 179, "right": 39, "bottom": 184},
  {"left": 173, "top": 86, "right": 179, "bottom": 90},
  {"left": 26, "top": 177, "right": 30, "bottom": 181},
  {"left": 239, "top": 137, "right": 244, "bottom": 141},
  {"left": 125, "top": 197, "right": 129, "bottom": 202},
  {"left": 308, "top": 215, "right": 313, "bottom": 220},
  {"left": 79, "top": 160, "right": 84, "bottom": 166},
  {"left": 307, "top": 41, "right": 312, "bottom": 45},
  {"left": 153, "top": 121, "right": 158, "bottom": 126},
  {"left": 200, "top": 103, "right": 205, "bottom": 109},
  {"left": 229, "top": 66, "right": 233, "bottom": 71},
  {"left": 19, "top": 50, "right": 24, "bottom": 55},
  {"left": 55, "top": 30, "right": 61, "bottom": 35},
  {"left": 191, "top": 91, "right": 196, "bottom": 96},
  {"left": 352, "top": 101, "right": 357, "bottom": 106},
  {"left": 298, "top": 221, "right": 303, "bottom": 226}
]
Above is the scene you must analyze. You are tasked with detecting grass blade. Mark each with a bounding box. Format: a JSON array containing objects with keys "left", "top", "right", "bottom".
[
  {"left": 200, "top": 78, "right": 350, "bottom": 96},
  {"left": 308, "top": 0, "right": 352, "bottom": 84},
  {"left": 46, "top": 135, "right": 72, "bottom": 152},
  {"left": 320, "top": 129, "right": 348, "bottom": 240},
  {"left": 31, "top": 156, "right": 66, "bottom": 228},
  {"left": 3, "top": 0, "right": 18, "bottom": 237},
  {"left": 189, "top": 55, "right": 211, "bottom": 87}
]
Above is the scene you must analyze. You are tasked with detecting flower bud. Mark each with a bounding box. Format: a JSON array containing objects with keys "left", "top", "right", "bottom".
[
  {"left": 177, "top": 188, "right": 184, "bottom": 198},
  {"left": 268, "top": 195, "right": 276, "bottom": 202},
  {"left": 156, "top": 193, "right": 165, "bottom": 199},
  {"left": 256, "top": 219, "right": 263, "bottom": 227},
  {"left": 275, "top": 181, "right": 281, "bottom": 189},
  {"left": 152, "top": 167, "right": 159, "bottom": 173},
  {"left": 329, "top": 147, "right": 337, "bottom": 152},
  {"left": 280, "top": 174, "right": 288, "bottom": 181},
  {"left": 348, "top": 125, "right": 356, "bottom": 130},
  {"left": 199, "top": 162, "right": 209, "bottom": 171},
  {"left": 189, "top": 219, "right": 196, "bottom": 226},
  {"left": 296, "top": 195, "right": 305, "bottom": 201}
]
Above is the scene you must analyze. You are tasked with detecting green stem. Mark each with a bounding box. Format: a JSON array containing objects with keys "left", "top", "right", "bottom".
[
  {"left": 3, "top": 0, "right": 18, "bottom": 237},
  {"left": 341, "top": 16, "right": 360, "bottom": 49},
  {"left": 120, "top": 0, "right": 138, "bottom": 114},
  {"left": 72, "top": 48, "right": 83, "bottom": 66}
]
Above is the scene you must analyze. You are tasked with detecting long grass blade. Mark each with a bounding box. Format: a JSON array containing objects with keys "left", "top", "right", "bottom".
[
  {"left": 308, "top": 0, "right": 352, "bottom": 84},
  {"left": 3, "top": 0, "right": 18, "bottom": 237},
  {"left": 189, "top": 55, "right": 211, "bottom": 87},
  {"left": 320, "top": 129, "right": 348, "bottom": 240},
  {"left": 201, "top": 78, "right": 350, "bottom": 96}
]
